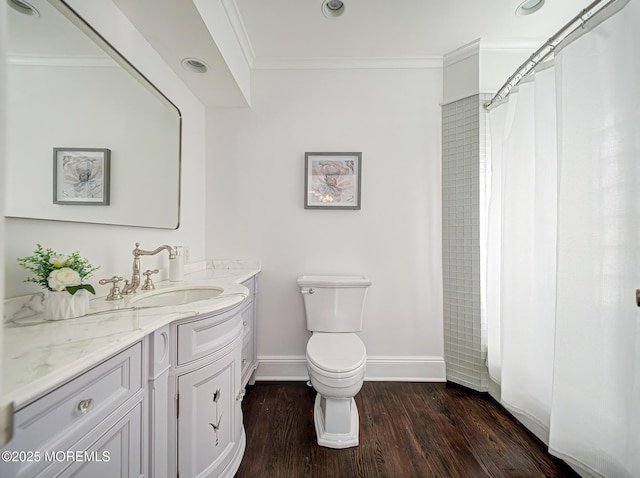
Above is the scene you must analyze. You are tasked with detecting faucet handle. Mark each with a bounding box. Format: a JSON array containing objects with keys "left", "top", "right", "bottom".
[
  {"left": 98, "top": 276, "right": 124, "bottom": 301},
  {"left": 141, "top": 269, "right": 160, "bottom": 290}
]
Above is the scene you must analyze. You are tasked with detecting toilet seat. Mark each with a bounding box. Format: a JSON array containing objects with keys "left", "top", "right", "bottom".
[{"left": 306, "top": 333, "right": 366, "bottom": 375}]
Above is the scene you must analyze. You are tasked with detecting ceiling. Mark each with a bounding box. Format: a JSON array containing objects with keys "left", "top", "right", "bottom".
[
  {"left": 234, "top": 0, "right": 590, "bottom": 61},
  {"left": 114, "top": 0, "right": 590, "bottom": 105},
  {"left": 6, "top": 0, "right": 108, "bottom": 58},
  {"left": 7, "top": 0, "right": 593, "bottom": 106}
]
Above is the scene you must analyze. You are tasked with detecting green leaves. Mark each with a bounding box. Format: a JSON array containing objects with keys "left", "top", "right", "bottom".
[
  {"left": 17, "top": 244, "right": 99, "bottom": 294},
  {"left": 66, "top": 284, "right": 96, "bottom": 295},
  {"left": 17, "top": 244, "right": 54, "bottom": 290}
]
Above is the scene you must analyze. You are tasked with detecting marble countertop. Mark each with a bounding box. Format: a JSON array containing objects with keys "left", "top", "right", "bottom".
[{"left": 2, "top": 260, "right": 260, "bottom": 409}]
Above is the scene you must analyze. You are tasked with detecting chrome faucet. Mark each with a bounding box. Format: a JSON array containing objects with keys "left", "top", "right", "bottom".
[{"left": 122, "top": 243, "right": 176, "bottom": 295}]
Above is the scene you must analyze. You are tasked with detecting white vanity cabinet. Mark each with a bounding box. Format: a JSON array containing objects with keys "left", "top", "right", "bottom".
[
  {"left": 1, "top": 342, "right": 145, "bottom": 478},
  {"left": 150, "top": 275, "right": 259, "bottom": 478},
  {"left": 2, "top": 272, "right": 259, "bottom": 478}
]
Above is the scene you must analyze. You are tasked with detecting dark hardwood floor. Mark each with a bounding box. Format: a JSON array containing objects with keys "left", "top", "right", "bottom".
[{"left": 236, "top": 381, "right": 578, "bottom": 478}]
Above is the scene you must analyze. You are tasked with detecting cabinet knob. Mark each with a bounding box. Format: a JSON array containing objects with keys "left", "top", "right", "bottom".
[
  {"left": 77, "top": 398, "right": 94, "bottom": 414},
  {"left": 236, "top": 388, "right": 246, "bottom": 401}
]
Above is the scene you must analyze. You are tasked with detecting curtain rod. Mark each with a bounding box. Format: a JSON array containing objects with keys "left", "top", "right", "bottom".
[{"left": 483, "top": 0, "right": 627, "bottom": 110}]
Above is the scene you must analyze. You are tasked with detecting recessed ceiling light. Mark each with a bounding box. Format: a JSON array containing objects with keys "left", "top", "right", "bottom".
[
  {"left": 516, "top": 0, "right": 545, "bottom": 16},
  {"left": 181, "top": 58, "right": 208, "bottom": 74},
  {"left": 7, "top": 0, "right": 39, "bottom": 17},
  {"left": 322, "top": 0, "right": 345, "bottom": 18}
]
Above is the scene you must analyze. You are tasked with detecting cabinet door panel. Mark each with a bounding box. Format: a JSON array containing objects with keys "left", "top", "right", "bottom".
[
  {"left": 177, "top": 348, "right": 241, "bottom": 478},
  {"left": 58, "top": 401, "right": 143, "bottom": 478}
]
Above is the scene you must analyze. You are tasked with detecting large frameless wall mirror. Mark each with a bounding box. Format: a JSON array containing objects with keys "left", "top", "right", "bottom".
[{"left": 5, "top": 0, "right": 182, "bottom": 229}]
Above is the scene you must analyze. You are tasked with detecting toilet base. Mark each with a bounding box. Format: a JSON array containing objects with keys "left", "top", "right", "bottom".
[{"left": 313, "top": 394, "right": 359, "bottom": 449}]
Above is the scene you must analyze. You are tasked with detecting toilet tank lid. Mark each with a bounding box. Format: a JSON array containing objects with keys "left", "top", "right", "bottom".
[{"left": 297, "top": 275, "right": 372, "bottom": 288}]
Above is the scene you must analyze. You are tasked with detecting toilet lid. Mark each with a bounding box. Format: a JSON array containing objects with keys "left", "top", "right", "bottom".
[{"left": 307, "top": 333, "right": 366, "bottom": 373}]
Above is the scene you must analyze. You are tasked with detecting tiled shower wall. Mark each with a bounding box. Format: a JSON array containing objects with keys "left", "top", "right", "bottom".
[{"left": 441, "top": 94, "right": 491, "bottom": 392}]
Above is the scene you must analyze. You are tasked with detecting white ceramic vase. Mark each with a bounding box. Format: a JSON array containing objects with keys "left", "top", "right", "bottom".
[{"left": 44, "top": 289, "right": 90, "bottom": 321}]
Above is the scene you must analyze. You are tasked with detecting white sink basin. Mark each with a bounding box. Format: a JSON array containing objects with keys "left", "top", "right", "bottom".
[{"left": 131, "top": 286, "right": 224, "bottom": 307}]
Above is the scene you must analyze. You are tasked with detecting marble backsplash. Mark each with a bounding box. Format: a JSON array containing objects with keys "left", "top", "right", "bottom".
[{"left": 3, "top": 293, "right": 44, "bottom": 323}]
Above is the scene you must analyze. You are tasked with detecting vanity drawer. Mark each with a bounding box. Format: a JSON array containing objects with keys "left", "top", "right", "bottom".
[
  {"left": 5, "top": 342, "right": 142, "bottom": 477},
  {"left": 176, "top": 305, "right": 244, "bottom": 366}
]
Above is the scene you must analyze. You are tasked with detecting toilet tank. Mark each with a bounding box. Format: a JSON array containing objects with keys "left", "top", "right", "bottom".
[{"left": 297, "top": 275, "right": 372, "bottom": 332}]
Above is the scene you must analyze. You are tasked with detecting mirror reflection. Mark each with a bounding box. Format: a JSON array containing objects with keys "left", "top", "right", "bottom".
[{"left": 5, "top": 0, "right": 181, "bottom": 229}]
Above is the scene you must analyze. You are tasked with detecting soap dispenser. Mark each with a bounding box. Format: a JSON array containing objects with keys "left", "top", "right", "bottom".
[{"left": 169, "top": 245, "right": 185, "bottom": 282}]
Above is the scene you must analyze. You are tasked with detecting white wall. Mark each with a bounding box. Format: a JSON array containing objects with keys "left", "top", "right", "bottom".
[
  {"left": 206, "top": 67, "right": 445, "bottom": 381},
  {"left": 479, "top": 48, "right": 538, "bottom": 95},
  {"left": 4, "top": 0, "right": 206, "bottom": 298}
]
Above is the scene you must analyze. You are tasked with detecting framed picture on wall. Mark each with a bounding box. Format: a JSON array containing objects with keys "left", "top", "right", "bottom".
[
  {"left": 53, "top": 148, "right": 111, "bottom": 205},
  {"left": 304, "top": 152, "right": 362, "bottom": 210}
]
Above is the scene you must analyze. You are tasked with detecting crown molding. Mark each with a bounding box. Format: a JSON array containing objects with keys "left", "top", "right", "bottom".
[
  {"left": 253, "top": 56, "right": 443, "bottom": 70},
  {"left": 443, "top": 39, "right": 481, "bottom": 67},
  {"left": 443, "top": 38, "right": 543, "bottom": 67}
]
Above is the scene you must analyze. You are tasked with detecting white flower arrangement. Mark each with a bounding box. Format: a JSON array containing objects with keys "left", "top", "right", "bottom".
[{"left": 17, "top": 244, "right": 99, "bottom": 295}]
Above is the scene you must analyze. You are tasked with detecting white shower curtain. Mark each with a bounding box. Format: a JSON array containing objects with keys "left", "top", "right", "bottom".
[
  {"left": 486, "top": 1, "right": 640, "bottom": 476},
  {"left": 549, "top": 2, "right": 640, "bottom": 476},
  {"left": 486, "top": 66, "right": 558, "bottom": 442}
]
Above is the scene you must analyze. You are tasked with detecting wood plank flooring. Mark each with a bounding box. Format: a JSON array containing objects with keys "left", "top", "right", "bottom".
[{"left": 236, "top": 382, "right": 578, "bottom": 478}]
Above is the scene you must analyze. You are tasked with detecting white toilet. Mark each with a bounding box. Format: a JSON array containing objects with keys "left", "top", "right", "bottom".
[{"left": 297, "top": 274, "right": 372, "bottom": 449}]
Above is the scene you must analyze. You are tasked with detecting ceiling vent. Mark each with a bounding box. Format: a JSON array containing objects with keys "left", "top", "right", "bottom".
[
  {"left": 322, "top": 0, "right": 345, "bottom": 18},
  {"left": 181, "top": 58, "right": 208, "bottom": 74},
  {"left": 7, "top": 0, "right": 39, "bottom": 17},
  {"left": 516, "top": 0, "right": 545, "bottom": 16}
]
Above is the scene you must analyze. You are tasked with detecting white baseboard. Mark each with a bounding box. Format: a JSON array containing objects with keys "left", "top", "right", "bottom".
[
  {"left": 255, "top": 356, "right": 308, "bottom": 381},
  {"left": 488, "top": 378, "right": 501, "bottom": 402},
  {"left": 255, "top": 355, "right": 446, "bottom": 382},
  {"left": 366, "top": 356, "right": 446, "bottom": 381}
]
